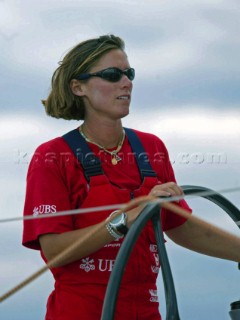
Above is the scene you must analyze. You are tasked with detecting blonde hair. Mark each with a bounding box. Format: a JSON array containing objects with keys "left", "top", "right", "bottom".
[{"left": 42, "top": 35, "right": 125, "bottom": 120}]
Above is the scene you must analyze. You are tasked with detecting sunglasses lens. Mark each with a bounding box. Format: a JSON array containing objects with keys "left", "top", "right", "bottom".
[
  {"left": 102, "top": 68, "right": 122, "bottom": 82},
  {"left": 77, "top": 68, "right": 135, "bottom": 82},
  {"left": 127, "top": 68, "right": 135, "bottom": 81}
]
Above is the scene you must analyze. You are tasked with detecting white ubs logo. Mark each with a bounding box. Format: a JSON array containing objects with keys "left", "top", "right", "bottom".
[
  {"left": 80, "top": 258, "right": 96, "bottom": 272},
  {"left": 149, "top": 289, "right": 158, "bottom": 303},
  {"left": 79, "top": 258, "right": 115, "bottom": 273},
  {"left": 149, "top": 244, "right": 158, "bottom": 253},
  {"left": 33, "top": 204, "right": 57, "bottom": 216}
]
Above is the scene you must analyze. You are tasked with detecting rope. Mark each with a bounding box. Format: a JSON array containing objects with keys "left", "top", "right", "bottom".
[
  {"left": 0, "top": 204, "right": 123, "bottom": 223},
  {"left": 0, "top": 195, "right": 150, "bottom": 303},
  {"left": 1, "top": 193, "right": 240, "bottom": 303},
  {"left": 1, "top": 185, "right": 240, "bottom": 223}
]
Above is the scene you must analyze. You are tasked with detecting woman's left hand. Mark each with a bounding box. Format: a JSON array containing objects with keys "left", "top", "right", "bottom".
[{"left": 149, "top": 182, "right": 184, "bottom": 199}]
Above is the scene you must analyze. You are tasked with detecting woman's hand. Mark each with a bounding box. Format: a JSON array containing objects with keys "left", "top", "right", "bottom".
[
  {"left": 149, "top": 182, "right": 184, "bottom": 198},
  {"left": 126, "top": 182, "right": 183, "bottom": 228}
]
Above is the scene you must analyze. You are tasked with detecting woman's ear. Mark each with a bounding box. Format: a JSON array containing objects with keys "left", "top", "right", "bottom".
[{"left": 70, "top": 79, "right": 86, "bottom": 97}]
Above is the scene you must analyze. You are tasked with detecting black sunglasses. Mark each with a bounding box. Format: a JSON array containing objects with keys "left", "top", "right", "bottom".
[{"left": 76, "top": 67, "right": 135, "bottom": 82}]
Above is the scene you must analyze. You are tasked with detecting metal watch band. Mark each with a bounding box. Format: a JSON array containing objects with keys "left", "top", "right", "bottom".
[
  {"left": 109, "top": 212, "right": 128, "bottom": 236},
  {"left": 106, "top": 223, "right": 124, "bottom": 240}
]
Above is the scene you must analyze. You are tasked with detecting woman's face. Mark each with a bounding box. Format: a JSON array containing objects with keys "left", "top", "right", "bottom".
[{"left": 77, "top": 49, "right": 133, "bottom": 122}]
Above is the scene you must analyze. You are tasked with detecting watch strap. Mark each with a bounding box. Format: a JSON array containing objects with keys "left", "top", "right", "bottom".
[
  {"left": 109, "top": 212, "right": 128, "bottom": 236},
  {"left": 106, "top": 223, "right": 124, "bottom": 240}
]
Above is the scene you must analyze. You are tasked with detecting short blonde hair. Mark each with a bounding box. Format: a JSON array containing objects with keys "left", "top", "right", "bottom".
[{"left": 42, "top": 35, "right": 125, "bottom": 120}]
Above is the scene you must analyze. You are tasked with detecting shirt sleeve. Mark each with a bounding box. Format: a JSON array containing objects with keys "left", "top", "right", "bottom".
[
  {"left": 22, "top": 144, "right": 74, "bottom": 250},
  {"left": 154, "top": 138, "right": 192, "bottom": 231}
]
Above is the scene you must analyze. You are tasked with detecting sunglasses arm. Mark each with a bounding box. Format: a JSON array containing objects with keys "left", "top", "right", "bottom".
[{"left": 76, "top": 74, "right": 92, "bottom": 80}]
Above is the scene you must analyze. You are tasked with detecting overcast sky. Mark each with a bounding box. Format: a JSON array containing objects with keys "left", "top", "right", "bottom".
[{"left": 1, "top": 1, "right": 240, "bottom": 319}]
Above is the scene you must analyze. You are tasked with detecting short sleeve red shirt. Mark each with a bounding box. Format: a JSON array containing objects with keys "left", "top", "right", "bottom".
[
  {"left": 22, "top": 128, "right": 191, "bottom": 250},
  {"left": 22, "top": 128, "right": 192, "bottom": 320}
]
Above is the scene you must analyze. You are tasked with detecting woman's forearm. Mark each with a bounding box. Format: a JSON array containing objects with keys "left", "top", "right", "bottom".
[
  {"left": 39, "top": 221, "right": 114, "bottom": 267},
  {"left": 39, "top": 205, "right": 142, "bottom": 268},
  {"left": 165, "top": 216, "right": 240, "bottom": 262}
]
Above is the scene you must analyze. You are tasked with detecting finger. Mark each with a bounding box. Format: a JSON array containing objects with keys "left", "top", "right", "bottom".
[
  {"left": 162, "top": 182, "right": 184, "bottom": 196},
  {"left": 166, "top": 186, "right": 183, "bottom": 197},
  {"left": 151, "top": 183, "right": 183, "bottom": 197},
  {"left": 151, "top": 189, "right": 172, "bottom": 197}
]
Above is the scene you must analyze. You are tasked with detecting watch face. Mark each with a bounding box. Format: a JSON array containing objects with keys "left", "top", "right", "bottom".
[
  {"left": 111, "top": 214, "right": 123, "bottom": 225},
  {"left": 109, "top": 213, "right": 128, "bottom": 235}
]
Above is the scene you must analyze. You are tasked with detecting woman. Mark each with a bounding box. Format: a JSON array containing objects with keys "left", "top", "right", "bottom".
[{"left": 22, "top": 35, "right": 240, "bottom": 320}]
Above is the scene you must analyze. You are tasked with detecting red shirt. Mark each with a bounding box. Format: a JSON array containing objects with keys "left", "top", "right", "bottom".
[{"left": 23, "top": 128, "right": 191, "bottom": 319}]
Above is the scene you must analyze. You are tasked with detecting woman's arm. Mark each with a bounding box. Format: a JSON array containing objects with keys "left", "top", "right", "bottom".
[
  {"left": 39, "top": 206, "right": 142, "bottom": 268},
  {"left": 165, "top": 215, "right": 240, "bottom": 262},
  {"left": 150, "top": 182, "right": 240, "bottom": 262},
  {"left": 39, "top": 222, "right": 113, "bottom": 268}
]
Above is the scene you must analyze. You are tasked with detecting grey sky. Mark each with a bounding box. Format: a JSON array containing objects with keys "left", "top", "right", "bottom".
[
  {"left": 1, "top": 0, "right": 240, "bottom": 112},
  {"left": 0, "top": 1, "right": 240, "bottom": 319}
]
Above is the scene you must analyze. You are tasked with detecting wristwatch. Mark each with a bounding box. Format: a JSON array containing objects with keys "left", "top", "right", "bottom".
[{"left": 109, "top": 212, "right": 128, "bottom": 236}]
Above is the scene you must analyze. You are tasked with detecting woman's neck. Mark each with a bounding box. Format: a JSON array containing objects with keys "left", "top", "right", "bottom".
[{"left": 81, "top": 119, "right": 124, "bottom": 149}]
